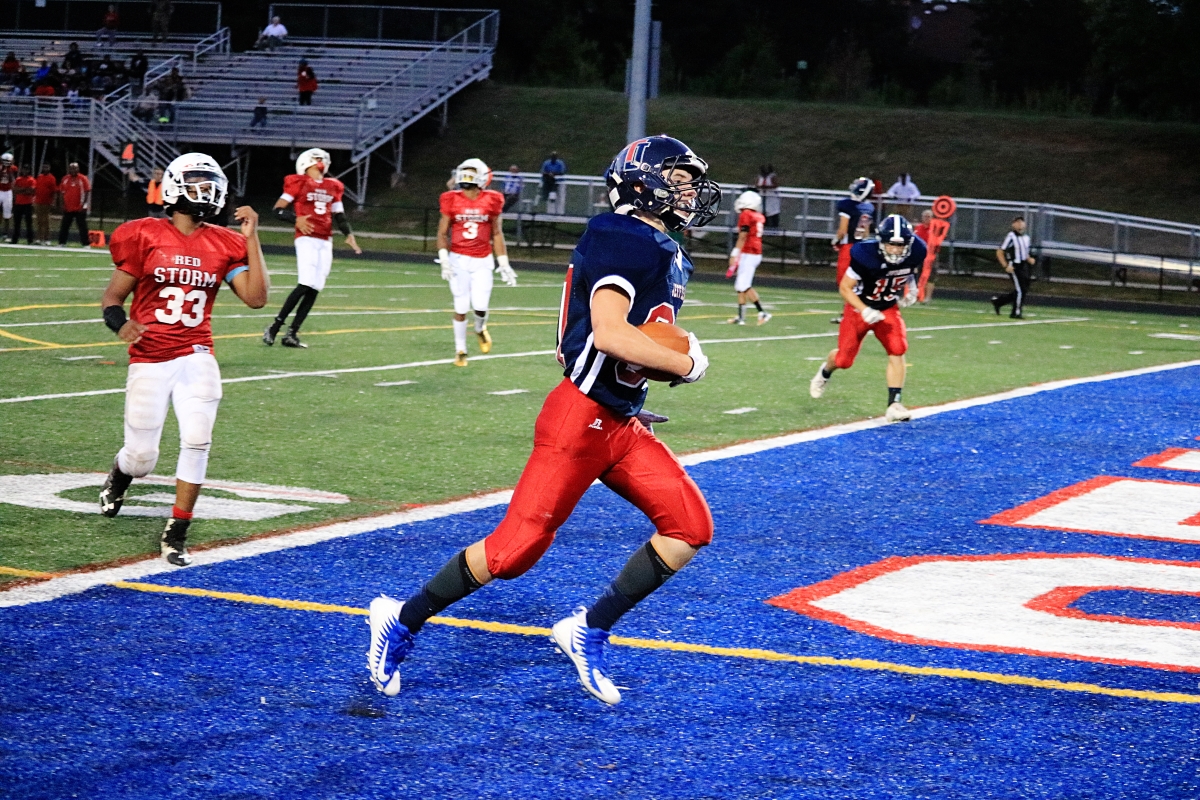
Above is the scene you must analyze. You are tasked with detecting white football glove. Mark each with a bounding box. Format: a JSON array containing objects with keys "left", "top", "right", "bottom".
[
  {"left": 438, "top": 248, "right": 451, "bottom": 281},
  {"left": 671, "top": 332, "right": 708, "bottom": 386},
  {"left": 495, "top": 254, "right": 517, "bottom": 287},
  {"left": 859, "top": 306, "right": 885, "bottom": 325},
  {"left": 897, "top": 280, "right": 918, "bottom": 308}
]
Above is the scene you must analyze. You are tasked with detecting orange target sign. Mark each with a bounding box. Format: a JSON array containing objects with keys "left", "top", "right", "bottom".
[{"left": 932, "top": 195, "right": 956, "bottom": 220}]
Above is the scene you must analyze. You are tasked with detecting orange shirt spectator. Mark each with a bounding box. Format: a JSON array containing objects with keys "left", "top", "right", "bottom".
[
  {"left": 34, "top": 170, "right": 58, "bottom": 205},
  {"left": 34, "top": 84, "right": 57, "bottom": 97},
  {"left": 14, "top": 174, "right": 36, "bottom": 205},
  {"left": 60, "top": 171, "right": 91, "bottom": 212}
]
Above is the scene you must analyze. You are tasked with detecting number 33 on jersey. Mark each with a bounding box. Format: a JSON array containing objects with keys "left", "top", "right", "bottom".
[{"left": 109, "top": 217, "right": 250, "bottom": 363}]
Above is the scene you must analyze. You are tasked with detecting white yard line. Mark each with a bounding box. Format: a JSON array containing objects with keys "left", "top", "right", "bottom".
[
  {"left": 5, "top": 356, "right": 1200, "bottom": 607},
  {"left": 0, "top": 307, "right": 561, "bottom": 328},
  {"left": 0, "top": 318, "right": 1093, "bottom": 405}
]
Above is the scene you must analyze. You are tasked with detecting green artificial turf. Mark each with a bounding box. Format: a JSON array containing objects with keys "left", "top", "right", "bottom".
[{"left": 2, "top": 245, "right": 1199, "bottom": 579}]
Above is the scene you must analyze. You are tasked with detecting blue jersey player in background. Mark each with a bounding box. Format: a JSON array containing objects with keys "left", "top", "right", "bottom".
[
  {"left": 366, "top": 136, "right": 722, "bottom": 705},
  {"left": 811, "top": 214, "right": 927, "bottom": 422},
  {"left": 831, "top": 176, "right": 876, "bottom": 323}
]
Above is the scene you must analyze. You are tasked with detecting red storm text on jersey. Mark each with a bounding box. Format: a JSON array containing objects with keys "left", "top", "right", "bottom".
[
  {"left": 737, "top": 209, "right": 765, "bottom": 255},
  {"left": 440, "top": 189, "right": 504, "bottom": 258},
  {"left": 110, "top": 217, "right": 249, "bottom": 363},
  {"left": 281, "top": 174, "right": 346, "bottom": 240}
]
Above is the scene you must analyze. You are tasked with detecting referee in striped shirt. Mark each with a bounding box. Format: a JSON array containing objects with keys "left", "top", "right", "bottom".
[{"left": 991, "top": 216, "right": 1036, "bottom": 319}]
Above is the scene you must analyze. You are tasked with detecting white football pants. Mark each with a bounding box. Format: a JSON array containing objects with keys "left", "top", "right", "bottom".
[
  {"left": 449, "top": 252, "right": 495, "bottom": 315},
  {"left": 295, "top": 235, "right": 333, "bottom": 291},
  {"left": 117, "top": 352, "right": 222, "bottom": 485},
  {"left": 0, "top": 190, "right": 12, "bottom": 221},
  {"left": 734, "top": 253, "right": 762, "bottom": 292}
]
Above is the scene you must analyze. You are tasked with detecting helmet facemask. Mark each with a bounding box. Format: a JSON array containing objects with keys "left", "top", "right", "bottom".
[
  {"left": 165, "top": 167, "right": 227, "bottom": 219},
  {"left": 652, "top": 155, "right": 721, "bottom": 231}
]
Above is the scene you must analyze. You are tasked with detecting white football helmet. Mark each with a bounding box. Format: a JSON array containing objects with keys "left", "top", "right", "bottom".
[
  {"left": 734, "top": 190, "right": 762, "bottom": 213},
  {"left": 0, "top": 153, "right": 12, "bottom": 165},
  {"left": 454, "top": 158, "right": 491, "bottom": 189},
  {"left": 296, "top": 147, "right": 331, "bottom": 177},
  {"left": 162, "top": 152, "right": 228, "bottom": 219}
]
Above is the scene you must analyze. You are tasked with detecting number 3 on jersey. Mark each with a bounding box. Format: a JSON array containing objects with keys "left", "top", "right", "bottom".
[
  {"left": 156, "top": 286, "right": 207, "bottom": 327},
  {"left": 462, "top": 220, "right": 479, "bottom": 240}
]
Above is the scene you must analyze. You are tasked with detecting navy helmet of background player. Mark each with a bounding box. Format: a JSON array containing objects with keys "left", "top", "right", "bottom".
[
  {"left": 366, "top": 135, "right": 720, "bottom": 706},
  {"left": 811, "top": 214, "right": 926, "bottom": 423}
]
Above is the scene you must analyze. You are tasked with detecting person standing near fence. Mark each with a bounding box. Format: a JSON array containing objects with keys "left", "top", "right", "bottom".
[
  {"left": 151, "top": 0, "right": 172, "bottom": 43},
  {"left": 540, "top": 151, "right": 566, "bottom": 215},
  {"left": 97, "top": 4, "right": 119, "bottom": 48},
  {"left": 755, "top": 165, "right": 781, "bottom": 228},
  {"left": 0, "top": 153, "right": 16, "bottom": 241},
  {"left": 502, "top": 165, "right": 523, "bottom": 212},
  {"left": 58, "top": 162, "right": 91, "bottom": 247},
  {"left": 11, "top": 165, "right": 36, "bottom": 244},
  {"left": 991, "top": 215, "right": 1035, "bottom": 319},
  {"left": 34, "top": 163, "right": 57, "bottom": 245}
]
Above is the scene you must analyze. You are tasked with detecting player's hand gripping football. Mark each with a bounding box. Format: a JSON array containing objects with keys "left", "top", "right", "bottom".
[
  {"left": 234, "top": 206, "right": 259, "bottom": 238},
  {"left": 345, "top": 233, "right": 363, "bottom": 255},
  {"left": 859, "top": 306, "right": 885, "bottom": 325},
  {"left": 670, "top": 332, "right": 708, "bottom": 387},
  {"left": 118, "top": 319, "right": 148, "bottom": 344}
]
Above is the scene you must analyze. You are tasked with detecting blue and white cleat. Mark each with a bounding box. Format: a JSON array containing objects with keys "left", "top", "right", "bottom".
[
  {"left": 366, "top": 595, "right": 414, "bottom": 697},
  {"left": 551, "top": 606, "right": 622, "bottom": 705}
]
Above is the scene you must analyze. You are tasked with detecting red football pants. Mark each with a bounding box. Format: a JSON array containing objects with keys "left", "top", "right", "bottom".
[
  {"left": 833, "top": 304, "right": 907, "bottom": 370},
  {"left": 836, "top": 244, "right": 852, "bottom": 285},
  {"left": 484, "top": 380, "right": 714, "bottom": 580}
]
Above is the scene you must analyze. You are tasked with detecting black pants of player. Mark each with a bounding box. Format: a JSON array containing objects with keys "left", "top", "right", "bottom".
[
  {"left": 298, "top": 91, "right": 313, "bottom": 106},
  {"left": 995, "top": 263, "right": 1031, "bottom": 317},
  {"left": 11, "top": 205, "right": 34, "bottom": 244},
  {"left": 272, "top": 285, "right": 320, "bottom": 334},
  {"left": 59, "top": 211, "right": 88, "bottom": 246}
]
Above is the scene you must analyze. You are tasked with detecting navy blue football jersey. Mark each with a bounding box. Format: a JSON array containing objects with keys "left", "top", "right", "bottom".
[
  {"left": 846, "top": 238, "right": 928, "bottom": 310},
  {"left": 836, "top": 197, "right": 876, "bottom": 245},
  {"left": 556, "top": 213, "right": 691, "bottom": 417}
]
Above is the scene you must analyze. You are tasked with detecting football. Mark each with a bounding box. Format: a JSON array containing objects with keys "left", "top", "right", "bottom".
[{"left": 635, "top": 321, "right": 691, "bottom": 382}]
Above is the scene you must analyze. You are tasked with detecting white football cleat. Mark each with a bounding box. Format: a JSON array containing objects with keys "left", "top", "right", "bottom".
[
  {"left": 886, "top": 402, "right": 912, "bottom": 422},
  {"left": 366, "top": 595, "right": 414, "bottom": 697},
  {"left": 809, "top": 364, "right": 828, "bottom": 399},
  {"left": 757, "top": 311, "right": 772, "bottom": 326},
  {"left": 551, "top": 606, "right": 621, "bottom": 705}
]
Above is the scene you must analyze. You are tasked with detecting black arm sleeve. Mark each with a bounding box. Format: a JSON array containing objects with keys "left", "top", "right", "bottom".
[
  {"left": 274, "top": 205, "right": 296, "bottom": 223},
  {"left": 333, "top": 211, "right": 351, "bottom": 236},
  {"left": 103, "top": 305, "right": 128, "bottom": 334}
]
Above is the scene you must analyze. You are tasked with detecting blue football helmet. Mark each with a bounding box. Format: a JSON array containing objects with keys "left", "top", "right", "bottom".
[
  {"left": 605, "top": 135, "right": 721, "bottom": 231},
  {"left": 877, "top": 214, "right": 915, "bottom": 264},
  {"left": 849, "top": 177, "right": 873, "bottom": 202}
]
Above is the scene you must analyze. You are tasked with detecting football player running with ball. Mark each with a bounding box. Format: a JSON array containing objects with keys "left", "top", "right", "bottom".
[
  {"left": 264, "top": 148, "right": 361, "bottom": 349},
  {"left": 98, "top": 153, "right": 270, "bottom": 565},
  {"left": 367, "top": 136, "right": 720, "bottom": 705},
  {"left": 437, "top": 158, "right": 517, "bottom": 366},
  {"left": 810, "top": 214, "right": 926, "bottom": 423},
  {"left": 725, "top": 190, "right": 770, "bottom": 325}
]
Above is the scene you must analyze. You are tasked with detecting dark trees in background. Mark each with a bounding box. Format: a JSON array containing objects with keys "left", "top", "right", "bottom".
[{"left": 231, "top": 0, "right": 1200, "bottom": 120}]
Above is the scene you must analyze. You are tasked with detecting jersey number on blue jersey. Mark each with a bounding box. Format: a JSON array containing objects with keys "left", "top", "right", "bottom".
[{"left": 863, "top": 275, "right": 909, "bottom": 303}]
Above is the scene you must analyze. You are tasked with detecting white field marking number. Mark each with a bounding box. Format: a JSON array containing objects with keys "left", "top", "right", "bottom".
[{"left": 155, "top": 287, "right": 207, "bottom": 327}]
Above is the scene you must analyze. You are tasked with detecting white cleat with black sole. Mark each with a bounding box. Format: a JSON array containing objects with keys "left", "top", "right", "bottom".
[{"left": 885, "top": 402, "right": 912, "bottom": 422}]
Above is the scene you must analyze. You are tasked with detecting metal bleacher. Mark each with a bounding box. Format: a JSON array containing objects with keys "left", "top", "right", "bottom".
[{"left": 0, "top": 3, "right": 498, "bottom": 205}]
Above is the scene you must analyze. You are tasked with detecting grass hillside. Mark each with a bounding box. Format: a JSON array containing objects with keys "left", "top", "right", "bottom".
[{"left": 378, "top": 83, "right": 1200, "bottom": 225}]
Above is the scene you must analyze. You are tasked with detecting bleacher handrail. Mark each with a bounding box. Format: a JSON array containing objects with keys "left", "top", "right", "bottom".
[
  {"left": 350, "top": 10, "right": 497, "bottom": 158},
  {"left": 192, "top": 28, "right": 230, "bottom": 63}
]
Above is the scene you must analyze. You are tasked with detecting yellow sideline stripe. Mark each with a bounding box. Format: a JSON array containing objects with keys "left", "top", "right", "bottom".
[
  {"left": 0, "top": 320, "right": 559, "bottom": 353},
  {"left": 100, "top": 578, "right": 1200, "bottom": 706},
  {"left": 0, "top": 566, "right": 63, "bottom": 579}
]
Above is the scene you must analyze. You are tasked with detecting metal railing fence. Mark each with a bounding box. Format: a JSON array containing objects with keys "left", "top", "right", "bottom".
[{"left": 265, "top": 4, "right": 496, "bottom": 44}]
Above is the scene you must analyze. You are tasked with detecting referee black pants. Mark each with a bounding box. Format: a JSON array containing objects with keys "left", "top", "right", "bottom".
[
  {"left": 59, "top": 211, "right": 89, "bottom": 246},
  {"left": 995, "top": 263, "right": 1031, "bottom": 317}
]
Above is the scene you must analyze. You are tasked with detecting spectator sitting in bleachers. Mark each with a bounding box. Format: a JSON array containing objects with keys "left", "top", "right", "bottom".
[
  {"left": 2, "top": 53, "right": 21, "bottom": 84},
  {"left": 250, "top": 97, "right": 269, "bottom": 128},
  {"left": 10, "top": 68, "right": 31, "bottom": 96},
  {"left": 97, "top": 4, "right": 119, "bottom": 48},
  {"left": 34, "top": 61, "right": 51, "bottom": 82},
  {"left": 34, "top": 81, "right": 57, "bottom": 98},
  {"left": 152, "top": 66, "right": 188, "bottom": 123},
  {"left": 63, "top": 43, "right": 85, "bottom": 73},
  {"left": 258, "top": 17, "right": 288, "bottom": 51}
]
